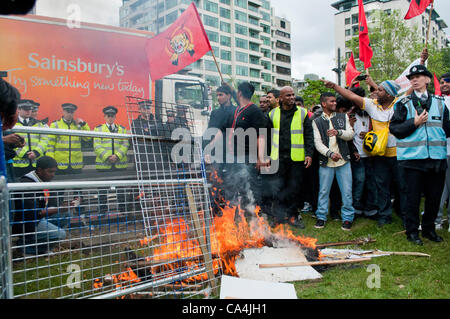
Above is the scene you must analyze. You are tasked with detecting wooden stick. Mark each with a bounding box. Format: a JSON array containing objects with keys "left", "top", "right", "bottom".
[
  {"left": 186, "top": 185, "right": 218, "bottom": 294},
  {"left": 380, "top": 251, "right": 430, "bottom": 258},
  {"left": 211, "top": 49, "right": 224, "bottom": 83},
  {"left": 259, "top": 257, "right": 372, "bottom": 269},
  {"left": 316, "top": 238, "right": 376, "bottom": 249},
  {"left": 425, "top": 0, "right": 434, "bottom": 49}
]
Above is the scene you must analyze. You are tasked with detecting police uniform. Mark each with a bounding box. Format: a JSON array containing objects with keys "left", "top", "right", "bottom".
[
  {"left": 390, "top": 65, "right": 450, "bottom": 244},
  {"left": 47, "top": 103, "right": 91, "bottom": 174},
  {"left": 94, "top": 106, "right": 129, "bottom": 213},
  {"left": 12, "top": 99, "right": 48, "bottom": 178},
  {"left": 93, "top": 106, "right": 129, "bottom": 170},
  {"left": 130, "top": 100, "right": 162, "bottom": 174}
]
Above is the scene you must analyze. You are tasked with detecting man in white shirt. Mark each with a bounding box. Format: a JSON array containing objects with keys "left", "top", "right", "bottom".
[{"left": 322, "top": 78, "right": 407, "bottom": 228}]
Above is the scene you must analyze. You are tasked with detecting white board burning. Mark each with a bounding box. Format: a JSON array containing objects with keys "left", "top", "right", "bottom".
[{"left": 235, "top": 246, "right": 322, "bottom": 283}]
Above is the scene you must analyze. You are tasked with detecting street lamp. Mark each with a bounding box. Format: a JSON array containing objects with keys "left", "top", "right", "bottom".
[{"left": 332, "top": 48, "right": 343, "bottom": 86}]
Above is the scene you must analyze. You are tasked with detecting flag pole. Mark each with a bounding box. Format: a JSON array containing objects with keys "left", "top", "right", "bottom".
[
  {"left": 425, "top": 0, "right": 435, "bottom": 49},
  {"left": 210, "top": 49, "right": 224, "bottom": 83}
]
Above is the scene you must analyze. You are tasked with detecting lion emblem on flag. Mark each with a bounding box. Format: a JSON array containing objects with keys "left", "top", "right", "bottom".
[{"left": 168, "top": 31, "right": 195, "bottom": 66}]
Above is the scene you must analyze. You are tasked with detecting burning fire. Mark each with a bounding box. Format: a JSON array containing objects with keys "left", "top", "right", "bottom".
[{"left": 96, "top": 168, "right": 322, "bottom": 292}]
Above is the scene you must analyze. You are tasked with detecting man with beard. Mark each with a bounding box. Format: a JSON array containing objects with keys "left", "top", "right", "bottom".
[{"left": 322, "top": 78, "right": 407, "bottom": 229}]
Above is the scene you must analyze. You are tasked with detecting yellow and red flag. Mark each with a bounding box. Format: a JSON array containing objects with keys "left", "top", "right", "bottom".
[
  {"left": 358, "top": 0, "right": 373, "bottom": 69},
  {"left": 145, "top": 3, "right": 212, "bottom": 80},
  {"left": 404, "top": 0, "right": 432, "bottom": 20}
]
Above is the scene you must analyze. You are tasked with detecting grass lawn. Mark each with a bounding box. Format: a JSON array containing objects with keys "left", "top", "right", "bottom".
[{"left": 291, "top": 211, "right": 449, "bottom": 299}]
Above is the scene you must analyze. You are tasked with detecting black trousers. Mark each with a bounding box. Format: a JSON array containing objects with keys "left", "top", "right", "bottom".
[
  {"left": 403, "top": 167, "right": 445, "bottom": 235},
  {"left": 267, "top": 158, "right": 305, "bottom": 222}
]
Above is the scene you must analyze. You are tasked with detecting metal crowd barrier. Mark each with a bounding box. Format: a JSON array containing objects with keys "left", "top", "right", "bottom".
[
  {"left": 0, "top": 176, "right": 13, "bottom": 299},
  {"left": 4, "top": 110, "right": 220, "bottom": 299}
]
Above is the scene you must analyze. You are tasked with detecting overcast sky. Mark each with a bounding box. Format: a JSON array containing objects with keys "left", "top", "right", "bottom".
[{"left": 35, "top": 0, "right": 450, "bottom": 80}]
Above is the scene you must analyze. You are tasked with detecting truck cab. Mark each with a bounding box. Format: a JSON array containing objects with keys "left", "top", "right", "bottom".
[{"left": 154, "top": 74, "right": 211, "bottom": 137}]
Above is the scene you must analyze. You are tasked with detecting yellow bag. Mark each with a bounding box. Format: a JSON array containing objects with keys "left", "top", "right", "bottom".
[{"left": 363, "top": 127, "right": 389, "bottom": 156}]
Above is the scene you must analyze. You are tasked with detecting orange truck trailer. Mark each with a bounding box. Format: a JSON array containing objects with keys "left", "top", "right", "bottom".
[{"left": 0, "top": 14, "right": 211, "bottom": 135}]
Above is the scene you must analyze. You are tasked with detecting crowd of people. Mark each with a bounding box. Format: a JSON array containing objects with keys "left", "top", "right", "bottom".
[
  {"left": 205, "top": 65, "right": 450, "bottom": 246},
  {"left": 1, "top": 62, "right": 449, "bottom": 255}
]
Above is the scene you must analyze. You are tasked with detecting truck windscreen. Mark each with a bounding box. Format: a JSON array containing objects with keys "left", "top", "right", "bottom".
[{"left": 175, "top": 82, "right": 205, "bottom": 110}]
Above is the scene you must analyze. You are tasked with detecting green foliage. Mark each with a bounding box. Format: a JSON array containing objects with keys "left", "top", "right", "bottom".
[
  {"left": 301, "top": 79, "right": 335, "bottom": 107},
  {"left": 292, "top": 207, "right": 450, "bottom": 299},
  {"left": 346, "top": 9, "right": 447, "bottom": 84}
]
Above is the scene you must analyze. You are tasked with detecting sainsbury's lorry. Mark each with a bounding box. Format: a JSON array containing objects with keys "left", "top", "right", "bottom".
[{"left": 0, "top": 14, "right": 211, "bottom": 136}]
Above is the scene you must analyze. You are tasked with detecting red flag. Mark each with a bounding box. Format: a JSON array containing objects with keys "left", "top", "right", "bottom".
[
  {"left": 404, "top": 0, "right": 432, "bottom": 20},
  {"left": 434, "top": 73, "right": 442, "bottom": 96},
  {"left": 145, "top": 3, "right": 212, "bottom": 80},
  {"left": 358, "top": 0, "right": 373, "bottom": 69},
  {"left": 345, "top": 52, "right": 361, "bottom": 87}
]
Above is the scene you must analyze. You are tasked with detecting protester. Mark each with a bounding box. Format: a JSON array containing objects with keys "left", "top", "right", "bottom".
[
  {"left": 267, "top": 89, "right": 280, "bottom": 111},
  {"left": 390, "top": 65, "right": 450, "bottom": 245},
  {"left": 12, "top": 156, "right": 71, "bottom": 256},
  {"left": 437, "top": 72, "right": 450, "bottom": 231},
  {"left": 323, "top": 77, "right": 407, "bottom": 228},
  {"left": 204, "top": 85, "right": 237, "bottom": 213},
  {"left": 226, "top": 82, "right": 268, "bottom": 212},
  {"left": 266, "top": 86, "right": 313, "bottom": 228},
  {"left": 348, "top": 87, "right": 378, "bottom": 219},
  {"left": 312, "top": 92, "right": 355, "bottom": 231},
  {"left": 259, "top": 95, "right": 270, "bottom": 116}
]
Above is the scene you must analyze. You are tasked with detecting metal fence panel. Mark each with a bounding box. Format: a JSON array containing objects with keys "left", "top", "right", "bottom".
[
  {"left": 6, "top": 99, "right": 221, "bottom": 299},
  {"left": 0, "top": 176, "right": 13, "bottom": 299}
]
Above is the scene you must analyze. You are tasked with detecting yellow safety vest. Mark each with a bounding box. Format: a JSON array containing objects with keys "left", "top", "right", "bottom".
[
  {"left": 12, "top": 120, "right": 47, "bottom": 168},
  {"left": 46, "top": 118, "right": 90, "bottom": 170},
  {"left": 93, "top": 124, "right": 129, "bottom": 170},
  {"left": 269, "top": 106, "right": 306, "bottom": 161}
]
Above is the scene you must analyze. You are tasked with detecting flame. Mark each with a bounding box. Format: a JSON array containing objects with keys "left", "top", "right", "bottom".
[{"left": 107, "top": 167, "right": 322, "bottom": 287}]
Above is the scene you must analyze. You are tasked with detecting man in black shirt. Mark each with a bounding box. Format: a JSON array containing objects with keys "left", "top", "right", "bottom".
[
  {"left": 12, "top": 156, "right": 70, "bottom": 256},
  {"left": 226, "top": 82, "right": 268, "bottom": 212},
  {"left": 204, "top": 85, "right": 237, "bottom": 213}
]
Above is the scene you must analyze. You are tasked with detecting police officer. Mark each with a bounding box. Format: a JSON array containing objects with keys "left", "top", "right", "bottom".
[
  {"left": 390, "top": 65, "right": 450, "bottom": 245},
  {"left": 12, "top": 99, "right": 47, "bottom": 178},
  {"left": 131, "top": 100, "right": 160, "bottom": 173},
  {"left": 30, "top": 101, "right": 49, "bottom": 126},
  {"left": 94, "top": 106, "right": 129, "bottom": 213},
  {"left": 47, "top": 103, "right": 90, "bottom": 175},
  {"left": 94, "top": 106, "right": 129, "bottom": 171}
]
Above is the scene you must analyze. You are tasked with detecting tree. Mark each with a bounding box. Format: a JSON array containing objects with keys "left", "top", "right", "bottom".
[
  {"left": 301, "top": 79, "right": 335, "bottom": 107},
  {"left": 346, "top": 9, "right": 445, "bottom": 83}
]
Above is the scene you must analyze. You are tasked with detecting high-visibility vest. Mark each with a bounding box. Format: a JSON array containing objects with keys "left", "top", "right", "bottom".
[
  {"left": 93, "top": 124, "right": 129, "bottom": 170},
  {"left": 46, "top": 118, "right": 90, "bottom": 170},
  {"left": 269, "top": 106, "right": 307, "bottom": 161},
  {"left": 12, "top": 119, "right": 47, "bottom": 168},
  {"left": 396, "top": 95, "right": 447, "bottom": 161}
]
